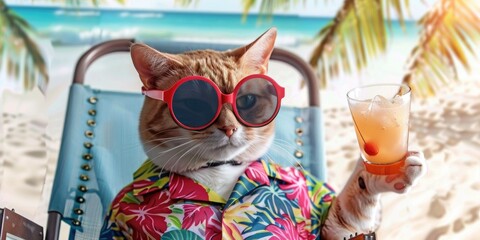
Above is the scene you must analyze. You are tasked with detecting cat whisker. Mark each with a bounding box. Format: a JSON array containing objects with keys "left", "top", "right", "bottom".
[
  {"left": 182, "top": 145, "right": 210, "bottom": 171},
  {"left": 147, "top": 139, "right": 197, "bottom": 155},
  {"left": 247, "top": 136, "right": 306, "bottom": 172},
  {"left": 253, "top": 135, "right": 297, "bottom": 151},
  {"left": 145, "top": 141, "right": 195, "bottom": 168},
  {"left": 142, "top": 136, "right": 190, "bottom": 146},
  {"left": 161, "top": 142, "right": 203, "bottom": 174},
  {"left": 154, "top": 141, "right": 197, "bottom": 176},
  {"left": 195, "top": 142, "right": 210, "bottom": 161},
  {"left": 188, "top": 145, "right": 204, "bottom": 166},
  {"left": 270, "top": 141, "right": 299, "bottom": 152},
  {"left": 255, "top": 135, "right": 296, "bottom": 149},
  {"left": 272, "top": 146, "right": 307, "bottom": 172},
  {"left": 171, "top": 143, "right": 203, "bottom": 172}
]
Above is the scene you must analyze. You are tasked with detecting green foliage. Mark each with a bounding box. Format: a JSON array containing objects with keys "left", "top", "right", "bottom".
[
  {"left": 242, "top": 0, "right": 305, "bottom": 20},
  {"left": 244, "top": 0, "right": 480, "bottom": 98},
  {"left": 0, "top": 0, "right": 126, "bottom": 93},
  {"left": 2, "top": 0, "right": 479, "bottom": 96},
  {"left": 174, "top": 0, "right": 199, "bottom": 7},
  {"left": 0, "top": 0, "right": 48, "bottom": 92},
  {"left": 308, "top": 0, "right": 410, "bottom": 88},
  {"left": 241, "top": 0, "right": 411, "bottom": 88},
  {"left": 403, "top": 0, "right": 480, "bottom": 97}
]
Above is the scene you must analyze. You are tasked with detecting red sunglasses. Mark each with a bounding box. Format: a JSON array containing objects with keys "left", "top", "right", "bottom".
[{"left": 142, "top": 74, "right": 285, "bottom": 130}]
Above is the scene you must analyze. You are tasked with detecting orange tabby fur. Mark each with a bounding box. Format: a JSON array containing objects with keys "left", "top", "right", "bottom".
[
  {"left": 131, "top": 29, "right": 278, "bottom": 197},
  {"left": 130, "top": 28, "right": 426, "bottom": 239}
]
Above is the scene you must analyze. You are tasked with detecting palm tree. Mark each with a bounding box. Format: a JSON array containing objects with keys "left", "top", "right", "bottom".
[
  {"left": 0, "top": 0, "right": 48, "bottom": 92},
  {"left": 0, "top": 0, "right": 124, "bottom": 93},
  {"left": 2, "top": 0, "right": 478, "bottom": 97},
  {"left": 402, "top": 0, "right": 480, "bottom": 97},
  {"left": 240, "top": 0, "right": 480, "bottom": 97}
]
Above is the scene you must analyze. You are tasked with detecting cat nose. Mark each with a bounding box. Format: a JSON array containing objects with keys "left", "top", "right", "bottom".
[{"left": 218, "top": 126, "right": 237, "bottom": 138}]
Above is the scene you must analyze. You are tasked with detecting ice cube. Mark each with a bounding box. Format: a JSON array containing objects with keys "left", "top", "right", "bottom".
[
  {"left": 370, "top": 95, "right": 394, "bottom": 109},
  {"left": 370, "top": 95, "right": 403, "bottom": 110},
  {"left": 392, "top": 94, "right": 404, "bottom": 105},
  {"left": 368, "top": 95, "right": 400, "bottom": 127}
]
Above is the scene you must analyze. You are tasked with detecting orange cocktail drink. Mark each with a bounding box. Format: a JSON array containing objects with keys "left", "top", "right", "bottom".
[{"left": 347, "top": 84, "right": 411, "bottom": 175}]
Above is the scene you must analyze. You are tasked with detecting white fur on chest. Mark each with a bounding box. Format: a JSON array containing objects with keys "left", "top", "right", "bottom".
[{"left": 183, "top": 164, "right": 249, "bottom": 200}]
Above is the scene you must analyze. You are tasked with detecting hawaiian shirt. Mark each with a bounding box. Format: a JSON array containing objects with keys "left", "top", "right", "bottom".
[{"left": 100, "top": 159, "right": 335, "bottom": 239}]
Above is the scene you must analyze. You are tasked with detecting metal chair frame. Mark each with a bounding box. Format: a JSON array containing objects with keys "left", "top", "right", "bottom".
[{"left": 46, "top": 39, "right": 320, "bottom": 240}]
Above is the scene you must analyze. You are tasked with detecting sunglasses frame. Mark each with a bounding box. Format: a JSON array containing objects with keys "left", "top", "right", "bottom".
[{"left": 142, "top": 74, "right": 285, "bottom": 130}]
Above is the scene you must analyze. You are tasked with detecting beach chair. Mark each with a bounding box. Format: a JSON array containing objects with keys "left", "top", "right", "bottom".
[{"left": 45, "top": 39, "right": 326, "bottom": 240}]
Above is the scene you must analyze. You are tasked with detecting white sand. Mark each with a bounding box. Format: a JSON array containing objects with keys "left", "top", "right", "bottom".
[
  {"left": 323, "top": 80, "right": 480, "bottom": 239},
  {"left": 1, "top": 43, "right": 479, "bottom": 239}
]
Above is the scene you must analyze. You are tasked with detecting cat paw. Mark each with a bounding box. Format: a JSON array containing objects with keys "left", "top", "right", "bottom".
[
  {"left": 386, "top": 151, "right": 427, "bottom": 193},
  {"left": 362, "top": 151, "right": 427, "bottom": 194}
]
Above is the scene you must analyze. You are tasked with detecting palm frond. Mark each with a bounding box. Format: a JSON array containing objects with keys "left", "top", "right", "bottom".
[
  {"left": 241, "top": 0, "right": 305, "bottom": 21},
  {"left": 402, "top": 0, "right": 480, "bottom": 97},
  {"left": 174, "top": 0, "right": 199, "bottom": 7},
  {"left": 308, "top": 0, "right": 411, "bottom": 88},
  {"left": 0, "top": 0, "right": 48, "bottom": 92},
  {"left": 0, "top": 0, "right": 129, "bottom": 93}
]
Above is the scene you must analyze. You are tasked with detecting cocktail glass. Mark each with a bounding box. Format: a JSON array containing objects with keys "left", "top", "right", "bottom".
[{"left": 346, "top": 84, "right": 411, "bottom": 175}]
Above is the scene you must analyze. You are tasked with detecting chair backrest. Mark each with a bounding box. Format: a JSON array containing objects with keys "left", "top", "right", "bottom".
[{"left": 46, "top": 39, "right": 326, "bottom": 240}]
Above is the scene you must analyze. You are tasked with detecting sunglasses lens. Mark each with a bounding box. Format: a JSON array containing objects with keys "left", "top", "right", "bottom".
[
  {"left": 236, "top": 77, "right": 278, "bottom": 125},
  {"left": 172, "top": 80, "right": 218, "bottom": 128}
]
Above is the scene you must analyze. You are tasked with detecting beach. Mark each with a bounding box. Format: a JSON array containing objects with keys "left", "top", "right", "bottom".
[
  {"left": 324, "top": 80, "right": 480, "bottom": 239},
  {"left": 1, "top": 40, "right": 480, "bottom": 239},
  {"left": 1, "top": 6, "right": 480, "bottom": 238}
]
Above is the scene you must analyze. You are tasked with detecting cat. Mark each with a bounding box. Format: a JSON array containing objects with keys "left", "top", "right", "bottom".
[{"left": 100, "top": 28, "right": 426, "bottom": 240}]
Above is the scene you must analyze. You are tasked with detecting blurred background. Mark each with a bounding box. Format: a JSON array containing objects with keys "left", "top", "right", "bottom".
[{"left": 1, "top": 0, "right": 479, "bottom": 239}]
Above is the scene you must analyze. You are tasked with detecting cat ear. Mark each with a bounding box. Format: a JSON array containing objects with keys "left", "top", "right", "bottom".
[
  {"left": 227, "top": 28, "right": 277, "bottom": 74},
  {"left": 130, "top": 43, "right": 183, "bottom": 88}
]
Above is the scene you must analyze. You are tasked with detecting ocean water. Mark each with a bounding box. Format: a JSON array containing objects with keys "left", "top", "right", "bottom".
[{"left": 11, "top": 5, "right": 418, "bottom": 46}]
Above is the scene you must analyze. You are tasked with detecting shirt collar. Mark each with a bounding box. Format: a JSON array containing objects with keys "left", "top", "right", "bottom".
[
  {"left": 132, "top": 160, "right": 225, "bottom": 203},
  {"left": 132, "top": 160, "right": 168, "bottom": 196},
  {"left": 131, "top": 159, "right": 296, "bottom": 204}
]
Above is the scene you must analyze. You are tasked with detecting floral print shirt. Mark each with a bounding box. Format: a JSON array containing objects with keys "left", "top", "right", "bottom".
[{"left": 100, "top": 159, "right": 335, "bottom": 239}]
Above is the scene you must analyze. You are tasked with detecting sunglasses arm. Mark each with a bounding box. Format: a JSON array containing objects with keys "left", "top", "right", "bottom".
[
  {"left": 141, "top": 87, "right": 165, "bottom": 101},
  {"left": 278, "top": 87, "right": 285, "bottom": 99}
]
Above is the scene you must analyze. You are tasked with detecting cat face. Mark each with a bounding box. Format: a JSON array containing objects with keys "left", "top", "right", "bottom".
[{"left": 131, "top": 28, "right": 278, "bottom": 173}]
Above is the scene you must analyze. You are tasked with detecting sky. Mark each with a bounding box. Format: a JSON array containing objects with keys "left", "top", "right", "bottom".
[{"left": 7, "top": 0, "right": 437, "bottom": 19}]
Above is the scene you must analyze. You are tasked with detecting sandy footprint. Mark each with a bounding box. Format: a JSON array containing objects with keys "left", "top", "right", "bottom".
[
  {"left": 426, "top": 225, "right": 449, "bottom": 240},
  {"left": 462, "top": 206, "right": 480, "bottom": 225},
  {"left": 428, "top": 198, "right": 447, "bottom": 219},
  {"left": 449, "top": 206, "right": 480, "bottom": 237}
]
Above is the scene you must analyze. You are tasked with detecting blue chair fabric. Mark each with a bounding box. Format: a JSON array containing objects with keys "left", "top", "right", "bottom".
[{"left": 47, "top": 40, "right": 326, "bottom": 240}]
